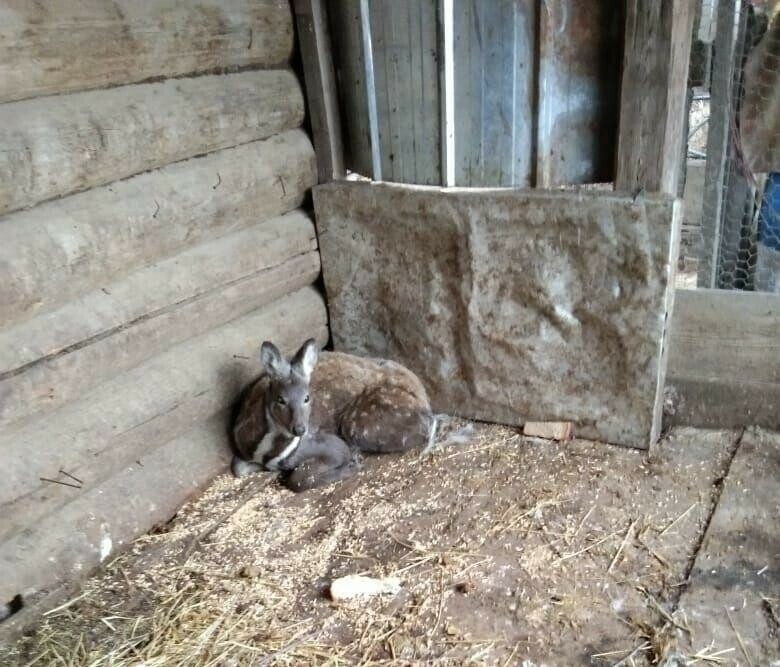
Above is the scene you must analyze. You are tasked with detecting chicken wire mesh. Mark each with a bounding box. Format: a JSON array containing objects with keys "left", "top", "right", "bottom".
[{"left": 685, "top": 0, "right": 779, "bottom": 293}]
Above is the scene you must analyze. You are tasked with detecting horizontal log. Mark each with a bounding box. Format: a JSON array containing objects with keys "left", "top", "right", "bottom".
[
  {"left": 0, "top": 0, "right": 294, "bottom": 104},
  {"left": 0, "top": 130, "right": 316, "bottom": 326},
  {"left": 0, "top": 416, "right": 231, "bottom": 606},
  {"left": 0, "top": 211, "right": 317, "bottom": 374},
  {"left": 666, "top": 288, "right": 780, "bottom": 429},
  {"left": 0, "top": 70, "right": 304, "bottom": 215},
  {"left": 0, "top": 242, "right": 320, "bottom": 426},
  {"left": 0, "top": 249, "right": 319, "bottom": 424},
  {"left": 0, "top": 287, "right": 328, "bottom": 543}
]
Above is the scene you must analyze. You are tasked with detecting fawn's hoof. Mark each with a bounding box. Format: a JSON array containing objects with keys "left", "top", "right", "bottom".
[{"left": 231, "top": 456, "right": 263, "bottom": 478}]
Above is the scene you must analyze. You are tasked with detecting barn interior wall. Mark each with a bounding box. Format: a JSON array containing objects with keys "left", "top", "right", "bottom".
[{"left": 0, "top": 0, "right": 328, "bottom": 618}]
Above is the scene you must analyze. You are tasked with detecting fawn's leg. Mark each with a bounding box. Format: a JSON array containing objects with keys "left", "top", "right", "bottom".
[
  {"left": 340, "top": 385, "right": 435, "bottom": 453},
  {"left": 231, "top": 455, "right": 263, "bottom": 478},
  {"left": 283, "top": 456, "right": 361, "bottom": 492},
  {"left": 280, "top": 433, "right": 361, "bottom": 492}
]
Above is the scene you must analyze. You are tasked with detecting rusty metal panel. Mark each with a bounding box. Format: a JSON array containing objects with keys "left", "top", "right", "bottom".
[
  {"left": 328, "top": 0, "right": 373, "bottom": 177},
  {"left": 369, "top": 0, "right": 441, "bottom": 185},
  {"left": 452, "top": 0, "right": 536, "bottom": 187},
  {"left": 536, "top": 0, "right": 622, "bottom": 187}
]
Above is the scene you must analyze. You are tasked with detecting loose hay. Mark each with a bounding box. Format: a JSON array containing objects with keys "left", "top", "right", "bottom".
[{"left": 2, "top": 423, "right": 740, "bottom": 666}]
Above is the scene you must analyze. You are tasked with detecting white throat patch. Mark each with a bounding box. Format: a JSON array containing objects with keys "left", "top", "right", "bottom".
[{"left": 264, "top": 436, "right": 300, "bottom": 471}]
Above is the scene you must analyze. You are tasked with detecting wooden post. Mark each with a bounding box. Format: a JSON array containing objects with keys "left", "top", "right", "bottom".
[
  {"left": 615, "top": 0, "right": 696, "bottom": 195},
  {"left": 293, "top": 0, "right": 345, "bottom": 182}
]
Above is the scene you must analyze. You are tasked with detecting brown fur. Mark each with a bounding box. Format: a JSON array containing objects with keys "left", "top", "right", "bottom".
[{"left": 232, "top": 348, "right": 434, "bottom": 488}]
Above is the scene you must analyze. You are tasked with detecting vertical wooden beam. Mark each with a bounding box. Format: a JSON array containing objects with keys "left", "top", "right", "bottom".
[
  {"left": 293, "top": 0, "right": 345, "bottom": 182},
  {"left": 615, "top": 0, "right": 696, "bottom": 195}
]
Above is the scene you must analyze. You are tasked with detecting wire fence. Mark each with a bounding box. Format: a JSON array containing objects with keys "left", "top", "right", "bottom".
[{"left": 685, "top": 0, "right": 779, "bottom": 293}]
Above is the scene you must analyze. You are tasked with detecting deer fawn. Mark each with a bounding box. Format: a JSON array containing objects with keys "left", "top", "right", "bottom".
[{"left": 231, "top": 339, "right": 436, "bottom": 491}]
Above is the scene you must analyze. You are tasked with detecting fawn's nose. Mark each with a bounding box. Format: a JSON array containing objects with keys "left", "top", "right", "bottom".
[{"left": 292, "top": 424, "right": 306, "bottom": 437}]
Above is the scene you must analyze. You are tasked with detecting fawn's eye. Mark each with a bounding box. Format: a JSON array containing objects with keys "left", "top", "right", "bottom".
[
  {"left": 276, "top": 396, "right": 287, "bottom": 406},
  {"left": 303, "top": 394, "right": 310, "bottom": 404}
]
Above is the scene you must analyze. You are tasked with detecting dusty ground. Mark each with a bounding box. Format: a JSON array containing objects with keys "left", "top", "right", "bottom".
[{"left": 1, "top": 421, "right": 777, "bottom": 666}]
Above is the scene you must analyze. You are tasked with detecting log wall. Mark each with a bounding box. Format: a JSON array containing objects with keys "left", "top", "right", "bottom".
[{"left": 0, "top": 0, "right": 327, "bottom": 628}]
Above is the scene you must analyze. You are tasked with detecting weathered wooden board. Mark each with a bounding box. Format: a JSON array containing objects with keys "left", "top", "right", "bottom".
[
  {"left": 328, "top": 0, "right": 373, "bottom": 177},
  {"left": 536, "top": 0, "right": 622, "bottom": 187},
  {"left": 0, "top": 227, "right": 320, "bottom": 427},
  {"left": 0, "top": 211, "right": 316, "bottom": 374},
  {"left": 0, "top": 130, "right": 316, "bottom": 326},
  {"left": 615, "top": 0, "right": 696, "bottom": 195},
  {"left": 674, "top": 428, "right": 779, "bottom": 663},
  {"left": 0, "top": 70, "right": 304, "bottom": 215},
  {"left": 0, "top": 417, "right": 232, "bottom": 614},
  {"left": 294, "top": 0, "right": 345, "bottom": 181},
  {"left": 666, "top": 288, "right": 780, "bottom": 429},
  {"left": 0, "top": 287, "right": 328, "bottom": 529},
  {"left": 453, "top": 0, "right": 535, "bottom": 187},
  {"left": 369, "top": 0, "right": 441, "bottom": 185},
  {"left": 314, "top": 181, "right": 680, "bottom": 449},
  {"left": 0, "top": 0, "right": 294, "bottom": 104},
  {"left": 0, "top": 251, "right": 319, "bottom": 425}
]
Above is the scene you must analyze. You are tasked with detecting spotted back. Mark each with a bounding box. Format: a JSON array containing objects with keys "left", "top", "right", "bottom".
[{"left": 309, "top": 351, "right": 434, "bottom": 454}]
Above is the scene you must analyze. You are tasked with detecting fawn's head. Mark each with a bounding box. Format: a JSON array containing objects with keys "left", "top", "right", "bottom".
[{"left": 260, "top": 338, "right": 319, "bottom": 437}]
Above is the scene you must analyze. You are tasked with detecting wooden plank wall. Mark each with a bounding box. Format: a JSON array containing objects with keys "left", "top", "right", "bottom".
[
  {"left": 329, "top": 0, "right": 623, "bottom": 188},
  {"left": 370, "top": 0, "right": 441, "bottom": 185},
  {"left": 0, "top": 0, "right": 328, "bottom": 627},
  {"left": 453, "top": 0, "right": 536, "bottom": 187},
  {"left": 294, "top": 0, "right": 346, "bottom": 182}
]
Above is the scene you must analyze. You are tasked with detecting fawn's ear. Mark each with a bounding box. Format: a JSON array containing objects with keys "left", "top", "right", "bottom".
[
  {"left": 291, "top": 338, "right": 319, "bottom": 381},
  {"left": 260, "top": 341, "right": 290, "bottom": 380}
]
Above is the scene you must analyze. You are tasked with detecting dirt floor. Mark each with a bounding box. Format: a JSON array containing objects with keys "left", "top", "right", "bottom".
[{"left": 1, "top": 421, "right": 777, "bottom": 666}]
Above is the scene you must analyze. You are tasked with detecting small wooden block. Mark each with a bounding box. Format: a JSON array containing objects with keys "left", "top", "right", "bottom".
[{"left": 522, "top": 421, "right": 573, "bottom": 441}]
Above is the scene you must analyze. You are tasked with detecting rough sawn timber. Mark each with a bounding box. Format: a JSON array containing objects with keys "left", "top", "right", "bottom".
[
  {"left": 666, "top": 288, "right": 780, "bottom": 429},
  {"left": 0, "top": 0, "right": 294, "bottom": 104},
  {"left": 615, "top": 0, "right": 695, "bottom": 195},
  {"left": 0, "top": 70, "right": 304, "bottom": 215},
  {"left": 293, "top": 0, "right": 345, "bottom": 182},
  {"left": 314, "top": 181, "right": 680, "bottom": 449}
]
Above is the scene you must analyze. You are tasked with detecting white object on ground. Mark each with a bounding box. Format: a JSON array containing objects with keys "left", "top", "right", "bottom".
[{"left": 329, "top": 575, "right": 402, "bottom": 601}]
